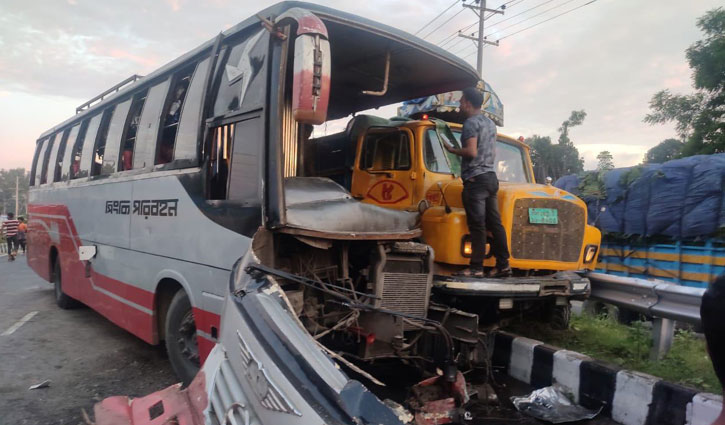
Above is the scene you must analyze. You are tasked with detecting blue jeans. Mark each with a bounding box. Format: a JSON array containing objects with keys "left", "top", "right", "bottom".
[{"left": 462, "top": 172, "right": 510, "bottom": 269}]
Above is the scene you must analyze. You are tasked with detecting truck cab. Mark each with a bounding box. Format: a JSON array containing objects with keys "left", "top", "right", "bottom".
[{"left": 309, "top": 115, "right": 601, "bottom": 326}]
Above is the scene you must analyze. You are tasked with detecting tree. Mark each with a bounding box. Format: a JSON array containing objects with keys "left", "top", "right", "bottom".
[
  {"left": 526, "top": 110, "right": 587, "bottom": 182},
  {"left": 645, "top": 8, "right": 725, "bottom": 156},
  {"left": 644, "top": 138, "right": 684, "bottom": 163},
  {"left": 596, "top": 151, "right": 614, "bottom": 172},
  {"left": 0, "top": 169, "right": 30, "bottom": 217},
  {"left": 558, "top": 110, "right": 587, "bottom": 145}
]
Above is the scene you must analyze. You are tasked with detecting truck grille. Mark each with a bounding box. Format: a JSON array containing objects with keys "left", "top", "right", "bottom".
[
  {"left": 510, "top": 198, "right": 584, "bottom": 263},
  {"left": 380, "top": 272, "right": 431, "bottom": 321}
]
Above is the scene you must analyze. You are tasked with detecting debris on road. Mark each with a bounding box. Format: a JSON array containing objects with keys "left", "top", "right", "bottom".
[
  {"left": 28, "top": 380, "right": 51, "bottom": 390},
  {"left": 511, "top": 385, "right": 601, "bottom": 423},
  {"left": 408, "top": 371, "right": 470, "bottom": 425}
]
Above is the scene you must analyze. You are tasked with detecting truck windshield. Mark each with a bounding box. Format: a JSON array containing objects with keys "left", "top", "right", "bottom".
[{"left": 424, "top": 129, "right": 529, "bottom": 183}]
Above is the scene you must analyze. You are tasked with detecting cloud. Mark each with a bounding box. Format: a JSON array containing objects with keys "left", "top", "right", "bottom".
[{"left": 1, "top": 0, "right": 722, "bottom": 171}]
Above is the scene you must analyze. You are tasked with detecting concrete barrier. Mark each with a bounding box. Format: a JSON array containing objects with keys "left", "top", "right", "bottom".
[{"left": 493, "top": 331, "right": 723, "bottom": 425}]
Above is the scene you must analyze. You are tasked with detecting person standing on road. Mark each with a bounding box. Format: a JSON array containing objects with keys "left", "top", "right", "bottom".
[
  {"left": 701, "top": 274, "right": 725, "bottom": 425},
  {"left": 443, "top": 87, "right": 511, "bottom": 278},
  {"left": 17, "top": 217, "right": 27, "bottom": 255},
  {"left": 1, "top": 212, "right": 19, "bottom": 261}
]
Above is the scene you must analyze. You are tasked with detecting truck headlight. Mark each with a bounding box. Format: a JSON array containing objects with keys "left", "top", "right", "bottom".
[
  {"left": 461, "top": 236, "right": 472, "bottom": 257},
  {"left": 584, "top": 245, "right": 598, "bottom": 263},
  {"left": 461, "top": 236, "right": 490, "bottom": 258}
]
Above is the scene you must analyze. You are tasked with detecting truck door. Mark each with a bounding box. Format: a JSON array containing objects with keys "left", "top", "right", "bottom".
[{"left": 351, "top": 127, "right": 416, "bottom": 210}]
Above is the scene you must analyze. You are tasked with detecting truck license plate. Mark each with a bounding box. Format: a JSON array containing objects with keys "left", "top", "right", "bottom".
[{"left": 528, "top": 208, "right": 558, "bottom": 224}]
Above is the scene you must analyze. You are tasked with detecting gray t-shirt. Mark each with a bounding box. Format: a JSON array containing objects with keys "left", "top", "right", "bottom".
[{"left": 460, "top": 113, "right": 496, "bottom": 181}]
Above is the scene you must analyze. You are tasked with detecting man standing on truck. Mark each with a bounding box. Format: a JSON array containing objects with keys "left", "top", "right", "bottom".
[{"left": 443, "top": 87, "right": 511, "bottom": 277}]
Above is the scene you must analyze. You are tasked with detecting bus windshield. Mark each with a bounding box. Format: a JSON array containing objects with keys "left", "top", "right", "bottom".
[{"left": 424, "top": 128, "right": 529, "bottom": 183}]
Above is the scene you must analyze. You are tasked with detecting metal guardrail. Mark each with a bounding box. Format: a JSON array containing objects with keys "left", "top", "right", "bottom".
[{"left": 585, "top": 272, "right": 705, "bottom": 360}]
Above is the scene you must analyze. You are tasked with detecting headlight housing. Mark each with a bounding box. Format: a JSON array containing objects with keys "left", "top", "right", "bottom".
[{"left": 583, "top": 244, "right": 598, "bottom": 263}]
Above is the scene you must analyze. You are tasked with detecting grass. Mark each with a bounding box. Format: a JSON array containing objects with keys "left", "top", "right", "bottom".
[{"left": 505, "top": 313, "right": 721, "bottom": 393}]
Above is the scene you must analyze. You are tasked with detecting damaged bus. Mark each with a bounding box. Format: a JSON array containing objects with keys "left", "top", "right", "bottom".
[{"left": 29, "top": 2, "right": 525, "bottom": 424}]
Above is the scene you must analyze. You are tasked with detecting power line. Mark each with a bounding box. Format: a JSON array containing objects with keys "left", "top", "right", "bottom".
[
  {"left": 413, "top": 0, "right": 460, "bottom": 36},
  {"left": 485, "top": 0, "right": 557, "bottom": 27},
  {"left": 438, "top": 21, "right": 478, "bottom": 47},
  {"left": 487, "top": 0, "right": 584, "bottom": 36},
  {"left": 461, "top": 0, "right": 598, "bottom": 59},
  {"left": 421, "top": 7, "right": 466, "bottom": 40},
  {"left": 437, "top": 0, "right": 521, "bottom": 48},
  {"left": 498, "top": 0, "right": 597, "bottom": 40}
]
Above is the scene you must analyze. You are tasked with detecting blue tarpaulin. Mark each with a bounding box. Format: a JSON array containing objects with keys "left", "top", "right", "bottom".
[{"left": 555, "top": 153, "right": 725, "bottom": 239}]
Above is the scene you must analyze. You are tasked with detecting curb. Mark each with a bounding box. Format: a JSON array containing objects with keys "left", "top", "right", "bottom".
[{"left": 492, "top": 331, "right": 723, "bottom": 425}]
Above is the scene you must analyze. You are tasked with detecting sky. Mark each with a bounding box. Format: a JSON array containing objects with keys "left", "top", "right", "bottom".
[{"left": 0, "top": 0, "right": 719, "bottom": 171}]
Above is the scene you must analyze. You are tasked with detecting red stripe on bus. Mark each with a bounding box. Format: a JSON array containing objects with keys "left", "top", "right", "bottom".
[{"left": 27, "top": 203, "right": 222, "bottom": 363}]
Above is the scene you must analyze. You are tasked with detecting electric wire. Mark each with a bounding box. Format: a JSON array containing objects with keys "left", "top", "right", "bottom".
[
  {"left": 461, "top": 0, "right": 598, "bottom": 59},
  {"left": 414, "top": 0, "right": 460, "bottom": 35},
  {"left": 486, "top": 0, "right": 584, "bottom": 36},
  {"left": 421, "top": 6, "right": 466, "bottom": 40},
  {"left": 485, "top": 0, "right": 558, "bottom": 28}
]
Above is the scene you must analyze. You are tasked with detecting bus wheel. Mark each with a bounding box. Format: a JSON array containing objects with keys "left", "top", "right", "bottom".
[
  {"left": 53, "top": 260, "right": 79, "bottom": 309},
  {"left": 165, "top": 290, "right": 200, "bottom": 385}
]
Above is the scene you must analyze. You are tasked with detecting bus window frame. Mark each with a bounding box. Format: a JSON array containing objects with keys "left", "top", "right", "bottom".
[
  {"left": 97, "top": 99, "right": 132, "bottom": 177},
  {"left": 42, "top": 133, "right": 63, "bottom": 185},
  {"left": 68, "top": 120, "right": 89, "bottom": 180},
  {"left": 78, "top": 114, "right": 103, "bottom": 179},
  {"left": 155, "top": 64, "right": 196, "bottom": 167},
  {"left": 133, "top": 78, "right": 172, "bottom": 170},
  {"left": 90, "top": 106, "right": 116, "bottom": 177},
  {"left": 29, "top": 138, "right": 47, "bottom": 186},
  {"left": 53, "top": 128, "right": 71, "bottom": 183},
  {"left": 118, "top": 90, "right": 149, "bottom": 172},
  {"left": 37, "top": 135, "right": 55, "bottom": 185}
]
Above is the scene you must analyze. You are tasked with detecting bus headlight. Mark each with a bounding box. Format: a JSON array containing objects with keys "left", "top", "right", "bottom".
[{"left": 584, "top": 245, "right": 598, "bottom": 263}]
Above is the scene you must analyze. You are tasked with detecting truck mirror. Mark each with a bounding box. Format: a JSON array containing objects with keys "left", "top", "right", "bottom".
[{"left": 292, "top": 34, "right": 330, "bottom": 125}]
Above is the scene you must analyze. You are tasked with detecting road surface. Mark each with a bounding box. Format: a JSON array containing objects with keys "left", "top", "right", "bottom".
[{"left": 0, "top": 255, "right": 618, "bottom": 424}]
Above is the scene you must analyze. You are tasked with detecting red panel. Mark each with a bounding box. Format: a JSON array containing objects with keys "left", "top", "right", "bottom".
[{"left": 26, "top": 203, "right": 222, "bottom": 364}]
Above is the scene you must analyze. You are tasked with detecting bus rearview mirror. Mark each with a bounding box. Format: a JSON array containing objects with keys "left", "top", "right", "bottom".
[{"left": 292, "top": 34, "right": 330, "bottom": 125}]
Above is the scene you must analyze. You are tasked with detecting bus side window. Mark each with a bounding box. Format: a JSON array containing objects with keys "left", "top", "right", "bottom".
[
  {"left": 174, "top": 57, "right": 210, "bottom": 163},
  {"left": 53, "top": 129, "right": 71, "bottom": 182},
  {"left": 70, "top": 120, "right": 90, "bottom": 179},
  {"left": 156, "top": 66, "right": 194, "bottom": 165},
  {"left": 35, "top": 136, "right": 53, "bottom": 185},
  {"left": 29, "top": 138, "right": 47, "bottom": 186},
  {"left": 79, "top": 114, "right": 103, "bottom": 178},
  {"left": 133, "top": 79, "right": 171, "bottom": 170},
  {"left": 119, "top": 90, "right": 148, "bottom": 171},
  {"left": 208, "top": 124, "right": 233, "bottom": 200},
  {"left": 43, "top": 133, "right": 63, "bottom": 185},
  {"left": 91, "top": 106, "right": 116, "bottom": 176}
]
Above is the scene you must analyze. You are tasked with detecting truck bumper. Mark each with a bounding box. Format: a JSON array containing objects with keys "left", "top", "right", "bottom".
[{"left": 432, "top": 271, "right": 590, "bottom": 299}]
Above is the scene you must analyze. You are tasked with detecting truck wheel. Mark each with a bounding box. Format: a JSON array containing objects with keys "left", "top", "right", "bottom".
[
  {"left": 545, "top": 302, "right": 571, "bottom": 330},
  {"left": 165, "top": 290, "right": 200, "bottom": 385},
  {"left": 53, "top": 259, "right": 79, "bottom": 309}
]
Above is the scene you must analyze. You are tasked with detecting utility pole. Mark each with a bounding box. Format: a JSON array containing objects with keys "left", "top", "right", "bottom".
[
  {"left": 458, "top": 0, "right": 504, "bottom": 76},
  {"left": 15, "top": 175, "right": 19, "bottom": 215}
]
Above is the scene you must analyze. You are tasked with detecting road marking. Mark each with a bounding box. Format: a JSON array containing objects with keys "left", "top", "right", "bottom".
[{"left": 2, "top": 311, "right": 39, "bottom": 336}]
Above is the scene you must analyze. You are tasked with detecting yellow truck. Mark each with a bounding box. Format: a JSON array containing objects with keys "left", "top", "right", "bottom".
[{"left": 308, "top": 114, "right": 601, "bottom": 327}]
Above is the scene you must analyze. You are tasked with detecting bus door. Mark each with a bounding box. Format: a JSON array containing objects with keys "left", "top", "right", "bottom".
[{"left": 351, "top": 127, "right": 416, "bottom": 210}]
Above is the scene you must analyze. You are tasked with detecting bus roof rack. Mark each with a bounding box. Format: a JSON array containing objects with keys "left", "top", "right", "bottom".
[{"left": 76, "top": 74, "right": 144, "bottom": 114}]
